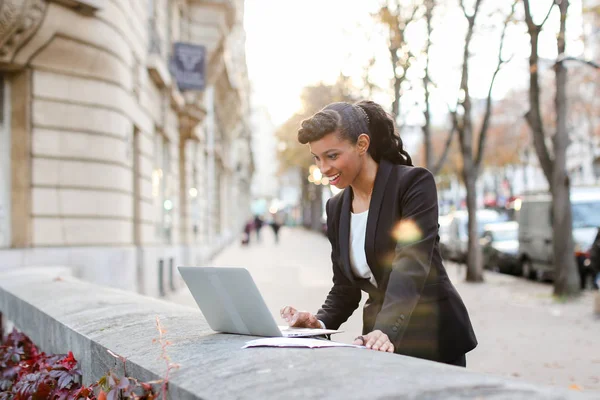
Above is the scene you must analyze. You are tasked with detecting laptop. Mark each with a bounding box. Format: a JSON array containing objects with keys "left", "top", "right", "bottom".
[{"left": 178, "top": 266, "right": 342, "bottom": 338}]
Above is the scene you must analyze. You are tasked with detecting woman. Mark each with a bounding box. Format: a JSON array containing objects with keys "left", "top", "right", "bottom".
[{"left": 280, "top": 101, "right": 477, "bottom": 367}]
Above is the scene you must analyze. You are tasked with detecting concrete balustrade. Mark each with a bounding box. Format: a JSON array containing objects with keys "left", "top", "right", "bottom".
[{"left": 0, "top": 268, "right": 593, "bottom": 399}]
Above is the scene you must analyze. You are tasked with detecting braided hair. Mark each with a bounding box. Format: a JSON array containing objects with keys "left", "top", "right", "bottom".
[{"left": 297, "top": 100, "right": 413, "bottom": 166}]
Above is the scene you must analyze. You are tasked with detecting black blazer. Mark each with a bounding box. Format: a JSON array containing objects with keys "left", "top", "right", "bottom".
[{"left": 316, "top": 160, "right": 477, "bottom": 363}]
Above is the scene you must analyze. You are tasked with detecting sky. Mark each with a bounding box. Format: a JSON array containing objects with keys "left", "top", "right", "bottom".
[{"left": 243, "top": 0, "right": 585, "bottom": 128}]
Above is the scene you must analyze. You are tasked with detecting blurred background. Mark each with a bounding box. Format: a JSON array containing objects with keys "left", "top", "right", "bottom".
[{"left": 0, "top": 0, "right": 599, "bottom": 392}]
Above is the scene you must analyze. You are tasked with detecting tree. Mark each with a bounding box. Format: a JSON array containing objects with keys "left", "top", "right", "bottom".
[
  {"left": 522, "top": 0, "right": 580, "bottom": 296},
  {"left": 453, "top": 0, "right": 516, "bottom": 282},
  {"left": 375, "top": 0, "right": 457, "bottom": 175},
  {"left": 420, "top": 0, "right": 458, "bottom": 176},
  {"left": 482, "top": 91, "right": 530, "bottom": 169},
  {"left": 275, "top": 75, "right": 359, "bottom": 173},
  {"left": 275, "top": 76, "right": 359, "bottom": 230},
  {"left": 376, "top": 0, "right": 420, "bottom": 125},
  {"left": 414, "top": 125, "right": 462, "bottom": 178}
]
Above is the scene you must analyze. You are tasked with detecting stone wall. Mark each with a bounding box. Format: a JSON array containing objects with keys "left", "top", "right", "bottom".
[{"left": 0, "top": 268, "right": 593, "bottom": 400}]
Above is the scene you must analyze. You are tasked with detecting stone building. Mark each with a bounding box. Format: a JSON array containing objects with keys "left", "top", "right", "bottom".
[{"left": 0, "top": 0, "right": 253, "bottom": 297}]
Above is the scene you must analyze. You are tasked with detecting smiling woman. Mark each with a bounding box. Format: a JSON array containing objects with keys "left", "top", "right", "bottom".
[{"left": 280, "top": 100, "right": 477, "bottom": 366}]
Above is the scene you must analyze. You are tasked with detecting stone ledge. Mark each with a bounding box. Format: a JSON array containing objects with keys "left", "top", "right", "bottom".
[
  {"left": 147, "top": 53, "right": 172, "bottom": 89},
  {"left": 50, "top": 0, "right": 102, "bottom": 15},
  {"left": 0, "top": 269, "right": 594, "bottom": 400}
]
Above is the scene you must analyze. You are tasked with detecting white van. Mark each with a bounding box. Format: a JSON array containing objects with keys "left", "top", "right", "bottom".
[{"left": 517, "top": 186, "right": 600, "bottom": 287}]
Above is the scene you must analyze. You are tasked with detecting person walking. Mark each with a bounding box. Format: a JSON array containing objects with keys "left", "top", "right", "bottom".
[
  {"left": 280, "top": 100, "right": 477, "bottom": 366},
  {"left": 270, "top": 214, "right": 283, "bottom": 243},
  {"left": 254, "top": 215, "right": 264, "bottom": 242}
]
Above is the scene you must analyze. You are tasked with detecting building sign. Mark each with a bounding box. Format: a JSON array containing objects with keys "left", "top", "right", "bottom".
[{"left": 171, "top": 43, "right": 206, "bottom": 91}]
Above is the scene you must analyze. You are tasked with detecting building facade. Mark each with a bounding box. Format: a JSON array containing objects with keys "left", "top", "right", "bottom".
[{"left": 0, "top": 0, "right": 253, "bottom": 297}]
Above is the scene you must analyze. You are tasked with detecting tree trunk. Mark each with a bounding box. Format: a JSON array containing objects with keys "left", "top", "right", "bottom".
[
  {"left": 524, "top": 22, "right": 553, "bottom": 180},
  {"left": 552, "top": 0, "right": 579, "bottom": 296},
  {"left": 310, "top": 184, "right": 323, "bottom": 232},
  {"left": 423, "top": 0, "right": 434, "bottom": 170},
  {"left": 464, "top": 171, "right": 483, "bottom": 282},
  {"left": 391, "top": 49, "right": 402, "bottom": 121},
  {"left": 301, "top": 168, "right": 311, "bottom": 229},
  {"left": 552, "top": 184, "right": 579, "bottom": 294}
]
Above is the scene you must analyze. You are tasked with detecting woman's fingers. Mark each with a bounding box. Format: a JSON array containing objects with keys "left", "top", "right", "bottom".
[
  {"left": 381, "top": 341, "right": 395, "bottom": 353},
  {"left": 280, "top": 305, "right": 297, "bottom": 324},
  {"left": 280, "top": 306, "right": 316, "bottom": 327},
  {"left": 352, "top": 335, "right": 365, "bottom": 346},
  {"left": 363, "top": 330, "right": 393, "bottom": 352},
  {"left": 291, "top": 311, "right": 311, "bottom": 327},
  {"left": 280, "top": 306, "right": 324, "bottom": 329},
  {"left": 371, "top": 335, "right": 387, "bottom": 351},
  {"left": 364, "top": 333, "right": 376, "bottom": 349}
]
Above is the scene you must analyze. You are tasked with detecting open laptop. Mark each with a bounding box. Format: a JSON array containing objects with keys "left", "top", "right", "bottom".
[{"left": 178, "top": 266, "right": 342, "bottom": 338}]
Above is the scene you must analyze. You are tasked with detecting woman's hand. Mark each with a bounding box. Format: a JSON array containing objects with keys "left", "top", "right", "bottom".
[
  {"left": 353, "top": 330, "right": 394, "bottom": 353},
  {"left": 280, "top": 305, "right": 321, "bottom": 328}
]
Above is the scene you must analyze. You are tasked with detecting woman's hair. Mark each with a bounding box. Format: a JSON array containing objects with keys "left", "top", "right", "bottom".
[{"left": 297, "top": 100, "right": 413, "bottom": 166}]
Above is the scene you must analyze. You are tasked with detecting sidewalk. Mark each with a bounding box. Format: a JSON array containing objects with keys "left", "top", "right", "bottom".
[{"left": 167, "top": 226, "right": 600, "bottom": 393}]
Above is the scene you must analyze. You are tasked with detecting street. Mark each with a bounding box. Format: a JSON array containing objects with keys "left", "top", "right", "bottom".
[{"left": 167, "top": 226, "right": 600, "bottom": 393}]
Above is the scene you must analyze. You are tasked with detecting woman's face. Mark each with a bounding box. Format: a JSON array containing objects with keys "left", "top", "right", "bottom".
[{"left": 309, "top": 131, "right": 365, "bottom": 189}]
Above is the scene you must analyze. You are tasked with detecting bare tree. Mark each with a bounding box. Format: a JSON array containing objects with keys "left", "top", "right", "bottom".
[
  {"left": 422, "top": 0, "right": 458, "bottom": 176},
  {"left": 422, "top": 0, "right": 435, "bottom": 170},
  {"left": 362, "top": 56, "right": 378, "bottom": 99},
  {"left": 523, "top": 0, "right": 580, "bottom": 296},
  {"left": 377, "top": 0, "right": 420, "bottom": 124},
  {"left": 454, "top": 0, "right": 516, "bottom": 282}
]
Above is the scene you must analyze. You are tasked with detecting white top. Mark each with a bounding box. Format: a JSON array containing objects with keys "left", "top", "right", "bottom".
[
  {"left": 318, "top": 210, "right": 377, "bottom": 329},
  {"left": 349, "top": 210, "right": 377, "bottom": 288}
]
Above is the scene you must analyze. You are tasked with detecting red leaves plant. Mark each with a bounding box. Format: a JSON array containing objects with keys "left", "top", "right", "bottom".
[
  {"left": 1, "top": 315, "right": 175, "bottom": 400},
  {"left": 0, "top": 329, "right": 94, "bottom": 399}
]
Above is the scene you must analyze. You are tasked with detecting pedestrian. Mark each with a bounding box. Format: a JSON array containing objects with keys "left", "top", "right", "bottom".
[
  {"left": 590, "top": 227, "right": 600, "bottom": 290},
  {"left": 241, "top": 220, "right": 252, "bottom": 246},
  {"left": 280, "top": 100, "right": 477, "bottom": 366},
  {"left": 254, "top": 215, "right": 264, "bottom": 242},
  {"left": 270, "top": 215, "right": 282, "bottom": 243}
]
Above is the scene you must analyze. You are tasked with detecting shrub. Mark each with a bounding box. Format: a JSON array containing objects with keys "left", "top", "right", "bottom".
[
  {"left": 0, "top": 316, "right": 177, "bottom": 400},
  {"left": 0, "top": 328, "right": 94, "bottom": 399}
]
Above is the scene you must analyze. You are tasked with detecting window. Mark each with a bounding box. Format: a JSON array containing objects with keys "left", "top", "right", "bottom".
[
  {"left": 152, "top": 133, "right": 173, "bottom": 243},
  {"left": 132, "top": 127, "right": 140, "bottom": 245},
  {"left": 162, "top": 137, "right": 173, "bottom": 243},
  {"left": 490, "top": 229, "right": 518, "bottom": 242},
  {"left": 147, "top": 0, "right": 163, "bottom": 57},
  {"left": 0, "top": 76, "right": 10, "bottom": 248},
  {"left": 572, "top": 201, "right": 600, "bottom": 229}
]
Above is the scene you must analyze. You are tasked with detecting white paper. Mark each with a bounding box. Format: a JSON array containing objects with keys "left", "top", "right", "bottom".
[
  {"left": 278, "top": 326, "right": 342, "bottom": 337},
  {"left": 242, "top": 337, "right": 365, "bottom": 349}
]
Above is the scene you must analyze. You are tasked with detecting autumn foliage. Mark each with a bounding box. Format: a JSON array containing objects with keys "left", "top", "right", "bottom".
[
  {"left": 0, "top": 316, "right": 176, "bottom": 400},
  {"left": 0, "top": 328, "right": 95, "bottom": 399}
]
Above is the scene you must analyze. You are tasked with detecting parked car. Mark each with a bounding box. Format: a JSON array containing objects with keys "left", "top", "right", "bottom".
[
  {"left": 481, "top": 221, "right": 519, "bottom": 274},
  {"left": 438, "top": 214, "right": 452, "bottom": 260},
  {"left": 517, "top": 186, "right": 600, "bottom": 288},
  {"left": 445, "top": 209, "right": 508, "bottom": 262}
]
